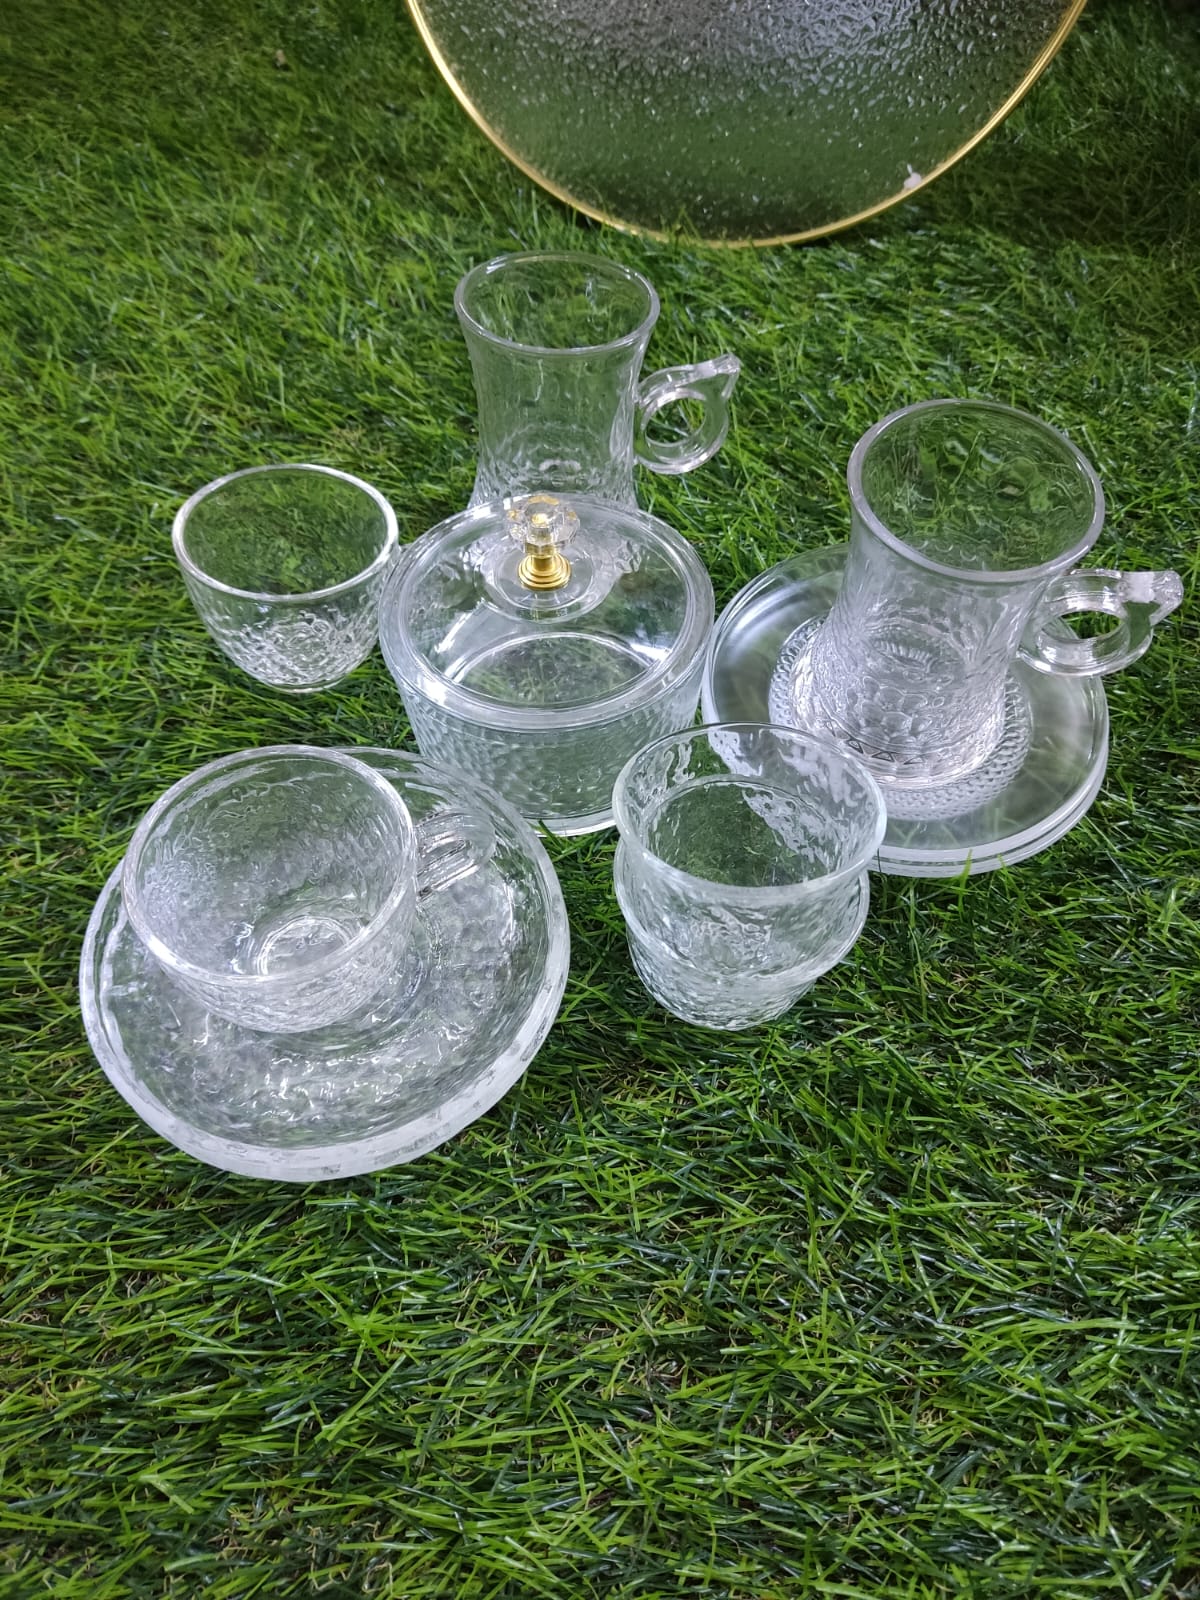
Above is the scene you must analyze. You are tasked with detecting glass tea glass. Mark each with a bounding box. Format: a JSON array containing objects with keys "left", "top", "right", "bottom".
[
  {"left": 455, "top": 251, "right": 740, "bottom": 507},
  {"left": 801, "top": 400, "right": 1182, "bottom": 784},
  {"left": 122, "top": 746, "right": 488, "bottom": 1033},
  {"left": 173, "top": 464, "right": 398, "bottom": 693},
  {"left": 612, "top": 723, "right": 886, "bottom": 1031}
]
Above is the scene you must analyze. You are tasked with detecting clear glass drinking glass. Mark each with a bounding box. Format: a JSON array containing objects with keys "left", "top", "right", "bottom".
[
  {"left": 122, "top": 746, "right": 489, "bottom": 1033},
  {"left": 173, "top": 464, "right": 398, "bottom": 693},
  {"left": 455, "top": 251, "right": 740, "bottom": 507},
  {"left": 612, "top": 723, "right": 886, "bottom": 1031},
  {"left": 799, "top": 400, "right": 1182, "bottom": 784}
]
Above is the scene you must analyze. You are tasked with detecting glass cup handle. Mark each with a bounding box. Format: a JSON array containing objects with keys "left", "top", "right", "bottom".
[
  {"left": 1019, "top": 567, "right": 1184, "bottom": 677},
  {"left": 634, "top": 353, "right": 741, "bottom": 476},
  {"left": 415, "top": 809, "right": 496, "bottom": 897}
]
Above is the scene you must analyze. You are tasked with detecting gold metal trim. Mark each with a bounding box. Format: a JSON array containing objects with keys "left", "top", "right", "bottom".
[
  {"left": 518, "top": 548, "right": 571, "bottom": 589},
  {"left": 405, "top": 0, "right": 1087, "bottom": 249}
]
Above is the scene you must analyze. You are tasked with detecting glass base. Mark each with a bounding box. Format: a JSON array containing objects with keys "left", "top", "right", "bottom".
[
  {"left": 772, "top": 616, "right": 1036, "bottom": 816},
  {"left": 701, "top": 546, "right": 1109, "bottom": 878},
  {"left": 617, "top": 857, "right": 870, "bottom": 1030},
  {"left": 625, "top": 925, "right": 815, "bottom": 1030},
  {"left": 80, "top": 752, "right": 569, "bottom": 1180}
]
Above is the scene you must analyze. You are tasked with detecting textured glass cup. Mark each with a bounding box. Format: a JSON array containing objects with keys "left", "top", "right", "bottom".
[
  {"left": 122, "top": 746, "right": 487, "bottom": 1033},
  {"left": 802, "top": 400, "right": 1183, "bottom": 784},
  {"left": 83, "top": 749, "right": 569, "bottom": 1181},
  {"left": 456, "top": 252, "right": 740, "bottom": 507},
  {"left": 173, "top": 465, "right": 398, "bottom": 692},
  {"left": 612, "top": 723, "right": 886, "bottom": 1031}
]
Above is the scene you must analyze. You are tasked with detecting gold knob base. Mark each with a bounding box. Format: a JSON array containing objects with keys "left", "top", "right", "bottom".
[{"left": 518, "top": 549, "right": 572, "bottom": 590}]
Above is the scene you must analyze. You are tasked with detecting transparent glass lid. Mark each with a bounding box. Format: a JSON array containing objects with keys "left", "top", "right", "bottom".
[{"left": 379, "top": 493, "right": 714, "bottom": 731}]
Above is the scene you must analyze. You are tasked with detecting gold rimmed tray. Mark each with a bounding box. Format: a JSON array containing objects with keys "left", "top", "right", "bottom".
[{"left": 407, "top": 0, "right": 1085, "bottom": 246}]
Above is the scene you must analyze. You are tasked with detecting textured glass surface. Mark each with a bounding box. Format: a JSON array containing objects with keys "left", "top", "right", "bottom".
[
  {"left": 775, "top": 623, "right": 1035, "bottom": 822},
  {"left": 700, "top": 545, "right": 1114, "bottom": 877},
  {"left": 174, "top": 465, "right": 396, "bottom": 692},
  {"left": 618, "top": 861, "right": 868, "bottom": 1033},
  {"left": 404, "top": 663, "right": 706, "bottom": 834},
  {"left": 123, "top": 749, "right": 416, "bottom": 1034},
  {"left": 810, "top": 402, "right": 1106, "bottom": 782},
  {"left": 81, "top": 751, "right": 570, "bottom": 1181},
  {"left": 411, "top": 0, "right": 1082, "bottom": 240},
  {"left": 379, "top": 495, "right": 714, "bottom": 832},
  {"left": 457, "top": 254, "right": 738, "bottom": 507},
  {"left": 179, "top": 575, "right": 389, "bottom": 691},
  {"left": 612, "top": 724, "right": 884, "bottom": 1028}
]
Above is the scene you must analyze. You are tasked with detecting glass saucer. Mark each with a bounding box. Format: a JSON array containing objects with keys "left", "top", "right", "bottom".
[
  {"left": 701, "top": 547, "right": 1109, "bottom": 878},
  {"left": 79, "top": 750, "right": 569, "bottom": 1180}
]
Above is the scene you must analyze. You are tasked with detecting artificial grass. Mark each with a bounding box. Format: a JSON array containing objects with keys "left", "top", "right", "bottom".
[{"left": 2, "top": 0, "right": 1199, "bottom": 1594}]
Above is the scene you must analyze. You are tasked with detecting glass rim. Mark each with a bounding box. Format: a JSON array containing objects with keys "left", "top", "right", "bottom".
[
  {"left": 121, "top": 746, "right": 416, "bottom": 996},
  {"left": 378, "top": 498, "right": 714, "bottom": 733},
  {"left": 454, "top": 250, "right": 661, "bottom": 356},
  {"left": 172, "top": 464, "right": 399, "bottom": 602},
  {"left": 612, "top": 721, "right": 888, "bottom": 905},
  {"left": 848, "top": 399, "right": 1106, "bottom": 584}
]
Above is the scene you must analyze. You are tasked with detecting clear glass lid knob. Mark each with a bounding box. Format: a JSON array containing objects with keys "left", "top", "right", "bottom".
[{"left": 507, "top": 494, "right": 580, "bottom": 592}]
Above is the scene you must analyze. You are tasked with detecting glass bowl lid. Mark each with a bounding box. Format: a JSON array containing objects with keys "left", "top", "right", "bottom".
[{"left": 379, "top": 493, "right": 714, "bottom": 733}]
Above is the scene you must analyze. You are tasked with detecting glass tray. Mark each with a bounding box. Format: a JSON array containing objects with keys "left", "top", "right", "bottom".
[{"left": 408, "top": 0, "right": 1084, "bottom": 243}]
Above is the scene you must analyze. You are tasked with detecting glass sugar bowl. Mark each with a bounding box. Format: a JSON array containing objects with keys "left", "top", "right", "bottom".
[{"left": 379, "top": 493, "right": 715, "bottom": 834}]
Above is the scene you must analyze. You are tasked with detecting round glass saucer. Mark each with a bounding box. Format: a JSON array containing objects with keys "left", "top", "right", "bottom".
[
  {"left": 80, "top": 751, "right": 569, "bottom": 1180},
  {"left": 701, "top": 547, "right": 1109, "bottom": 878}
]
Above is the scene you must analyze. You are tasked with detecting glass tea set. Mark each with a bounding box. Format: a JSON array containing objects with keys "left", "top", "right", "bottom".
[{"left": 80, "top": 252, "right": 1183, "bottom": 1181}]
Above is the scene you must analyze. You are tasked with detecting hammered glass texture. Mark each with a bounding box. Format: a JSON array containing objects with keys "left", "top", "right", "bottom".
[
  {"left": 807, "top": 402, "right": 1101, "bottom": 784},
  {"left": 700, "top": 544, "right": 1118, "bottom": 878},
  {"left": 175, "top": 466, "right": 395, "bottom": 692},
  {"left": 617, "top": 847, "right": 868, "bottom": 1030},
  {"left": 379, "top": 495, "right": 714, "bottom": 833},
  {"left": 411, "top": 0, "right": 1080, "bottom": 240},
  {"left": 612, "top": 724, "right": 884, "bottom": 1028},
  {"left": 124, "top": 750, "right": 416, "bottom": 1033},
  {"left": 180, "top": 579, "right": 389, "bottom": 691},
  {"left": 83, "top": 754, "right": 570, "bottom": 1180},
  {"left": 404, "top": 665, "right": 706, "bottom": 833},
  {"left": 457, "top": 253, "right": 735, "bottom": 507}
]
